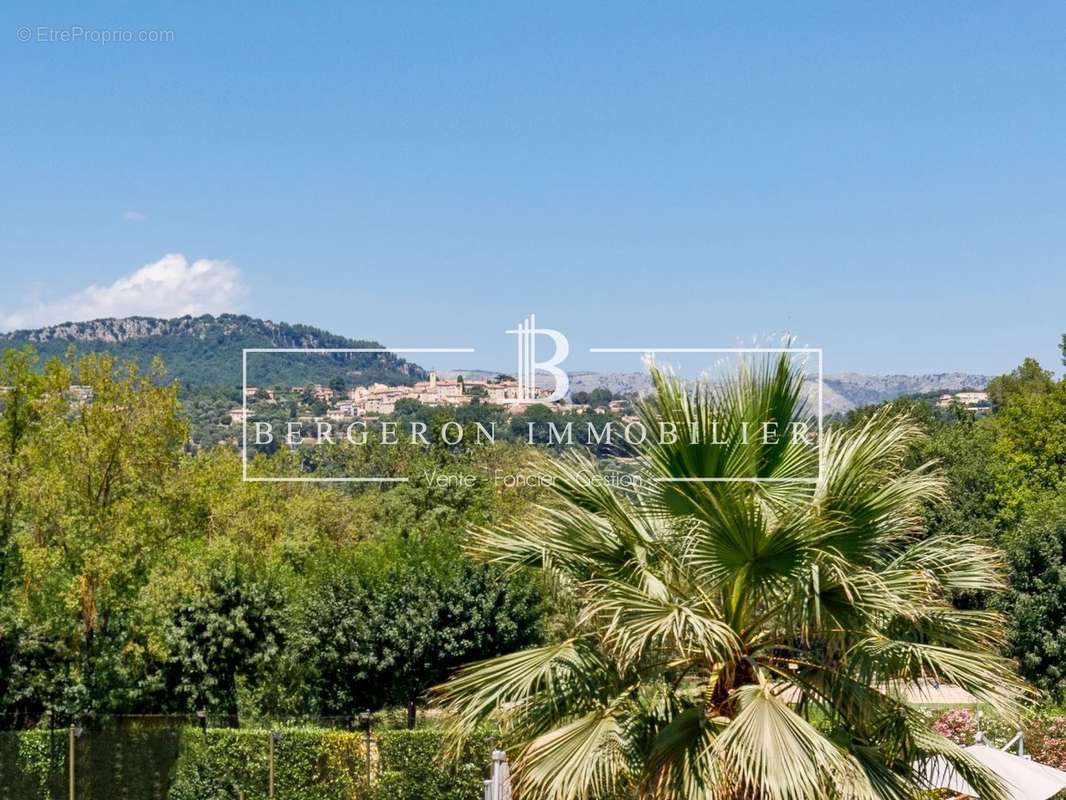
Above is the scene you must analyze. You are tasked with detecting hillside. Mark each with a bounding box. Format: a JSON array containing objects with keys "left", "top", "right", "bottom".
[
  {"left": 0, "top": 314, "right": 425, "bottom": 389},
  {"left": 821, "top": 372, "right": 990, "bottom": 411},
  {"left": 1, "top": 317, "right": 990, "bottom": 414}
]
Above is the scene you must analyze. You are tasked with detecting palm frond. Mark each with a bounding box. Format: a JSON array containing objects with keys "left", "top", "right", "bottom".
[
  {"left": 715, "top": 682, "right": 877, "bottom": 800},
  {"left": 513, "top": 701, "right": 635, "bottom": 800}
]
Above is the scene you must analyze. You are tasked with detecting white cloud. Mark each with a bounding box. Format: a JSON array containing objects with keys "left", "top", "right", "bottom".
[
  {"left": 122, "top": 210, "right": 147, "bottom": 222},
  {"left": 0, "top": 254, "right": 247, "bottom": 330}
]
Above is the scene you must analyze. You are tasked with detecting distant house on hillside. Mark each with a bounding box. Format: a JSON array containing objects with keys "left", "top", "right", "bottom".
[
  {"left": 228, "top": 408, "right": 251, "bottom": 424},
  {"left": 936, "top": 390, "right": 990, "bottom": 411},
  {"left": 954, "top": 391, "right": 989, "bottom": 406},
  {"left": 327, "top": 401, "right": 358, "bottom": 420}
]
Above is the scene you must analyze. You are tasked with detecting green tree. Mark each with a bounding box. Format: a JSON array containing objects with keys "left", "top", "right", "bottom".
[
  {"left": 919, "top": 416, "right": 1000, "bottom": 542},
  {"left": 162, "top": 563, "right": 284, "bottom": 721},
  {"left": 986, "top": 357, "right": 1054, "bottom": 407},
  {"left": 439, "top": 356, "right": 1028, "bottom": 800},
  {"left": 0, "top": 348, "right": 55, "bottom": 574},
  {"left": 588, "top": 387, "right": 613, "bottom": 407},
  {"left": 294, "top": 533, "right": 543, "bottom": 726},
  {"left": 8, "top": 351, "right": 188, "bottom": 716},
  {"left": 988, "top": 378, "right": 1066, "bottom": 523},
  {"left": 1003, "top": 493, "right": 1066, "bottom": 700},
  {"left": 393, "top": 397, "right": 424, "bottom": 416}
]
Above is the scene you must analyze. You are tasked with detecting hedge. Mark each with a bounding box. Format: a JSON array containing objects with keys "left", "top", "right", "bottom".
[
  {"left": 1, "top": 726, "right": 492, "bottom": 800},
  {"left": 375, "top": 728, "right": 488, "bottom": 800},
  {"left": 0, "top": 729, "right": 68, "bottom": 800},
  {"left": 168, "top": 727, "right": 372, "bottom": 800}
]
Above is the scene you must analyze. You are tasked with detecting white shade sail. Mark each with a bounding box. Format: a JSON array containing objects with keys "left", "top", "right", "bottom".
[{"left": 923, "top": 744, "right": 1066, "bottom": 800}]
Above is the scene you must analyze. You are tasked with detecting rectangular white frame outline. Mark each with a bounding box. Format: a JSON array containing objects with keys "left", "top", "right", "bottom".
[
  {"left": 242, "top": 347, "right": 475, "bottom": 483},
  {"left": 243, "top": 346, "right": 822, "bottom": 484},
  {"left": 588, "top": 347, "right": 823, "bottom": 484}
]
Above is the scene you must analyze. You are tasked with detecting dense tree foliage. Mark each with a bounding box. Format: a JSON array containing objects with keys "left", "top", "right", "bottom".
[
  {"left": 986, "top": 356, "right": 1054, "bottom": 407},
  {"left": 989, "top": 379, "right": 1066, "bottom": 522},
  {"left": 839, "top": 349, "right": 1066, "bottom": 699},
  {"left": 161, "top": 563, "right": 285, "bottom": 718},
  {"left": 0, "top": 348, "right": 52, "bottom": 570},
  {"left": 1003, "top": 493, "right": 1066, "bottom": 699},
  {"left": 6, "top": 330, "right": 1066, "bottom": 754},
  {"left": 290, "top": 533, "right": 543, "bottom": 724},
  {"left": 0, "top": 347, "right": 546, "bottom": 726}
]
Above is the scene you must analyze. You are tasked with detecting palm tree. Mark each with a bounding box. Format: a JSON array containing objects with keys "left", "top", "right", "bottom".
[{"left": 437, "top": 354, "right": 1031, "bottom": 800}]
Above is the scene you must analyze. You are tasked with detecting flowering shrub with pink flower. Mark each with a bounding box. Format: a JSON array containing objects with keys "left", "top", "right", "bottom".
[
  {"left": 927, "top": 707, "right": 1066, "bottom": 772},
  {"left": 931, "top": 709, "right": 978, "bottom": 746},
  {"left": 1025, "top": 715, "right": 1066, "bottom": 770}
]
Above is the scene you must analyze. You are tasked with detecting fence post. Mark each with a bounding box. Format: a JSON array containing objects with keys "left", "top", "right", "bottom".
[
  {"left": 363, "top": 711, "right": 372, "bottom": 792},
  {"left": 68, "top": 725, "right": 75, "bottom": 800},
  {"left": 268, "top": 731, "right": 275, "bottom": 800},
  {"left": 488, "top": 750, "right": 511, "bottom": 800}
]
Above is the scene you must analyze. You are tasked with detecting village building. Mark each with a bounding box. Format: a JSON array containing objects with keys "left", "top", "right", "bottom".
[
  {"left": 228, "top": 407, "right": 251, "bottom": 424},
  {"left": 936, "top": 390, "right": 990, "bottom": 410}
]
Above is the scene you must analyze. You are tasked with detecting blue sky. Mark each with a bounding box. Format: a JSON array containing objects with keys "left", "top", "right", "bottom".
[{"left": 1, "top": 2, "right": 1063, "bottom": 374}]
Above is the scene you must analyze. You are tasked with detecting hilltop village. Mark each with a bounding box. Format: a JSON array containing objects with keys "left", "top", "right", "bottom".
[{"left": 231, "top": 371, "right": 629, "bottom": 428}]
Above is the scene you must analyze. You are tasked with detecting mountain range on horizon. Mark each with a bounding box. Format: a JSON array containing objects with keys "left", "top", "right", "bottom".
[
  {"left": 437, "top": 369, "right": 990, "bottom": 416},
  {"left": 1, "top": 315, "right": 991, "bottom": 414}
]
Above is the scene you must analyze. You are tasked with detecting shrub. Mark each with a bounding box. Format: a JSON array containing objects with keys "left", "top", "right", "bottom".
[
  {"left": 930, "top": 709, "right": 978, "bottom": 746},
  {"left": 376, "top": 728, "right": 490, "bottom": 800},
  {"left": 168, "top": 728, "right": 271, "bottom": 800},
  {"left": 927, "top": 706, "right": 1020, "bottom": 750},
  {"left": 166, "top": 727, "right": 489, "bottom": 800},
  {"left": 0, "top": 729, "right": 67, "bottom": 800},
  {"left": 168, "top": 727, "right": 372, "bottom": 800},
  {"left": 1025, "top": 714, "right": 1066, "bottom": 769},
  {"left": 0, "top": 725, "right": 490, "bottom": 800},
  {"left": 375, "top": 771, "right": 406, "bottom": 800}
]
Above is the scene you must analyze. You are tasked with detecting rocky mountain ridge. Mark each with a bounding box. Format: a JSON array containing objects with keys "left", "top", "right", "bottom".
[
  {"left": 2, "top": 314, "right": 357, "bottom": 349},
  {"left": 0, "top": 314, "right": 424, "bottom": 387}
]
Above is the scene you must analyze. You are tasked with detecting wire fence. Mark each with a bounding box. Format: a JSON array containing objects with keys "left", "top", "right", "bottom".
[{"left": 0, "top": 713, "right": 488, "bottom": 800}]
